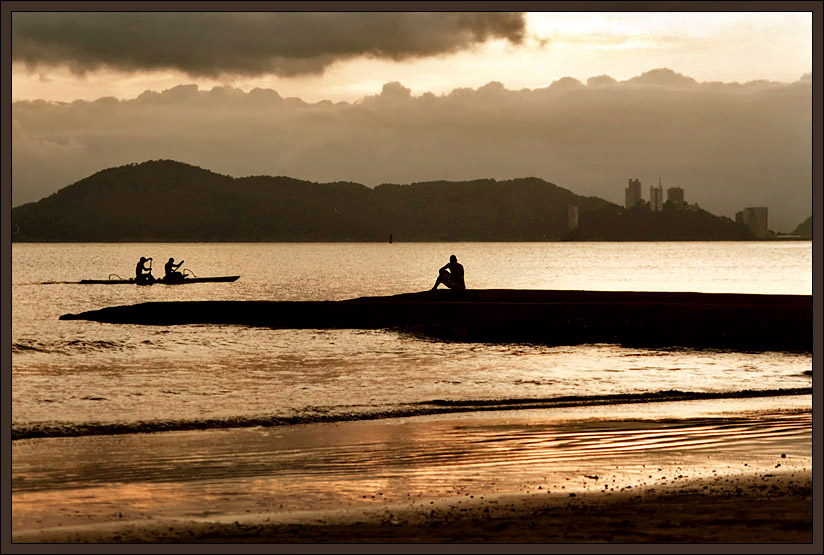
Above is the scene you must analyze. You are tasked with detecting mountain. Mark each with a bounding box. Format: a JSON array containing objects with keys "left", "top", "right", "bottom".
[
  {"left": 791, "top": 216, "right": 812, "bottom": 239},
  {"left": 11, "top": 160, "right": 614, "bottom": 242},
  {"left": 563, "top": 202, "right": 753, "bottom": 241}
]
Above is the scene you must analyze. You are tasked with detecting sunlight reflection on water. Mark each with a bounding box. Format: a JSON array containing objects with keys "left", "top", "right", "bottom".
[{"left": 12, "top": 242, "right": 813, "bottom": 429}]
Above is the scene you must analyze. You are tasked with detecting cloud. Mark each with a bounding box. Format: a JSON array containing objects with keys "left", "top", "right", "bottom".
[
  {"left": 11, "top": 71, "right": 812, "bottom": 232},
  {"left": 586, "top": 75, "right": 617, "bottom": 87},
  {"left": 11, "top": 12, "right": 526, "bottom": 77},
  {"left": 621, "top": 68, "right": 699, "bottom": 88}
]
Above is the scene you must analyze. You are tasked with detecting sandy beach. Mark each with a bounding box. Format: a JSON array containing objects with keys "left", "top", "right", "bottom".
[
  {"left": 12, "top": 469, "right": 814, "bottom": 544},
  {"left": 10, "top": 395, "right": 816, "bottom": 546}
]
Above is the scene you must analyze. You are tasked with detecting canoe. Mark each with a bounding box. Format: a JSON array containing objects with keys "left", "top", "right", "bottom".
[{"left": 78, "top": 276, "right": 240, "bottom": 285}]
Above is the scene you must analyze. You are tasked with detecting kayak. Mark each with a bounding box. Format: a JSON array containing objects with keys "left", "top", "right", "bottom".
[{"left": 78, "top": 276, "right": 240, "bottom": 285}]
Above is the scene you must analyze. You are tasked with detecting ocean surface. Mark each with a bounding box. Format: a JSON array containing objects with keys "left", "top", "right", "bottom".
[{"left": 11, "top": 241, "right": 813, "bottom": 441}]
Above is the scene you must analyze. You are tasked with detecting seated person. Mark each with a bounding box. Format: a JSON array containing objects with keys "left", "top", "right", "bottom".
[
  {"left": 431, "top": 254, "right": 465, "bottom": 291},
  {"left": 164, "top": 258, "right": 184, "bottom": 282},
  {"left": 135, "top": 257, "right": 154, "bottom": 284}
]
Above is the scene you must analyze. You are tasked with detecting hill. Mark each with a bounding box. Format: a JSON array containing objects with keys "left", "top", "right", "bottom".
[
  {"left": 562, "top": 202, "right": 753, "bottom": 241},
  {"left": 11, "top": 160, "right": 613, "bottom": 242},
  {"left": 791, "top": 216, "right": 812, "bottom": 239}
]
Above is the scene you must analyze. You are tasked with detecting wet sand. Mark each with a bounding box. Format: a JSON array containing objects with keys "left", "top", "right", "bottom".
[
  {"left": 11, "top": 396, "right": 815, "bottom": 544},
  {"left": 13, "top": 470, "right": 813, "bottom": 544}
]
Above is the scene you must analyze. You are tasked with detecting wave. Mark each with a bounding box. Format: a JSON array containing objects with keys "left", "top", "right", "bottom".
[
  {"left": 12, "top": 338, "right": 148, "bottom": 355},
  {"left": 11, "top": 387, "right": 811, "bottom": 441},
  {"left": 422, "top": 388, "right": 813, "bottom": 407},
  {"left": 11, "top": 341, "right": 52, "bottom": 354}
]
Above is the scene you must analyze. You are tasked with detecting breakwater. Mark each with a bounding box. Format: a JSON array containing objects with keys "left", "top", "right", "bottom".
[{"left": 59, "top": 289, "right": 812, "bottom": 351}]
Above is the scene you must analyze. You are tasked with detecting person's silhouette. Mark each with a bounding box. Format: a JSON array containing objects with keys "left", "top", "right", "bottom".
[
  {"left": 164, "top": 257, "right": 184, "bottom": 282},
  {"left": 431, "top": 254, "right": 465, "bottom": 291},
  {"left": 135, "top": 257, "right": 154, "bottom": 284}
]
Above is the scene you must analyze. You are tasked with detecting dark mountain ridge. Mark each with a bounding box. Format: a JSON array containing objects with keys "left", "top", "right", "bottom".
[
  {"left": 11, "top": 160, "right": 613, "bottom": 242},
  {"left": 12, "top": 160, "right": 759, "bottom": 242}
]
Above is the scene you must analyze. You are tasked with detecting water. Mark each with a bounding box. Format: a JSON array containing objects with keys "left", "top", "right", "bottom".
[{"left": 11, "top": 241, "right": 813, "bottom": 439}]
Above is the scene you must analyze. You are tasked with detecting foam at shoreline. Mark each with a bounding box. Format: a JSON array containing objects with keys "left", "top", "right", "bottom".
[
  {"left": 12, "top": 402, "right": 813, "bottom": 544},
  {"left": 11, "top": 386, "right": 812, "bottom": 440}
]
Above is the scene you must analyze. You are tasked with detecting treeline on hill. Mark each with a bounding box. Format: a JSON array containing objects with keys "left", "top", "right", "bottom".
[
  {"left": 11, "top": 160, "right": 612, "bottom": 242},
  {"left": 11, "top": 160, "right": 756, "bottom": 242}
]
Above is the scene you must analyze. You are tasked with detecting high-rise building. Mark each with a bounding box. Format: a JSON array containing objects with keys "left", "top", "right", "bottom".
[
  {"left": 568, "top": 205, "right": 579, "bottom": 230},
  {"left": 667, "top": 187, "right": 685, "bottom": 205},
  {"left": 625, "top": 178, "right": 642, "bottom": 208},
  {"left": 649, "top": 178, "right": 663, "bottom": 212},
  {"left": 735, "top": 207, "right": 769, "bottom": 239}
]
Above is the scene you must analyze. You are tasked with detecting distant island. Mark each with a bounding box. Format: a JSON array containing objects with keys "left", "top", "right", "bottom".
[
  {"left": 792, "top": 216, "right": 813, "bottom": 240},
  {"left": 10, "top": 160, "right": 797, "bottom": 242}
]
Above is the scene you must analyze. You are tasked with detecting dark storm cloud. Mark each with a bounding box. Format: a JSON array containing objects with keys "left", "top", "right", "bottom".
[
  {"left": 11, "top": 69, "right": 812, "bottom": 231},
  {"left": 12, "top": 12, "right": 526, "bottom": 76}
]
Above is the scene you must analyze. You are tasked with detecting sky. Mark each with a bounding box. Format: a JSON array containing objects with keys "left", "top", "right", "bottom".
[{"left": 9, "top": 9, "right": 815, "bottom": 231}]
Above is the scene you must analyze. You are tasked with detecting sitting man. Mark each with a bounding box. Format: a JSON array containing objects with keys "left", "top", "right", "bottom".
[
  {"left": 164, "top": 257, "right": 184, "bottom": 282},
  {"left": 431, "top": 254, "right": 465, "bottom": 291},
  {"left": 135, "top": 256, "right": 154, "bottom": 284}
]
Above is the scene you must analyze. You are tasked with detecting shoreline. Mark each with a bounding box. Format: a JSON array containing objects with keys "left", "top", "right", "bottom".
[
  {"left": 12, "top": 397, "right": 814, "bottom": 544},
  {"left": 11, "top": 387, "right": 812, "bottom": 440},
  {"left": 13, "top": 468, "right": 814, "bottom": 543}
]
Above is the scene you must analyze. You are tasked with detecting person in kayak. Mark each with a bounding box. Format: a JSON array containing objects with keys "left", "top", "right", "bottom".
[
  {"left": 164, "top": 258, "right": 184, "bottom": 282},
  {"left": 135, "top": 257, "right": 154, "bottom": 284},
  {"left": 431, "top": 254, "right": 465, "bottom": 291}
]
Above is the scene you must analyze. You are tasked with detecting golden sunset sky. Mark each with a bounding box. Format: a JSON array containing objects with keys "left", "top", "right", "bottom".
[
  {"left": 9, "top": 9, "right": 817, "bottom": 230},
  {"left": 12, "top": 12, "right": 812, "bottom": 103}
]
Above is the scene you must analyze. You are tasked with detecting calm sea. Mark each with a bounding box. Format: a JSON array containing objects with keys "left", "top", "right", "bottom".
[{"left": 11, "top": 241, "right": 813, "bottom": 439}]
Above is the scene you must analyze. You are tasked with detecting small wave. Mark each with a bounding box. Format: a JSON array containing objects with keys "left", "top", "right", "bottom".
[
  {"left": 422, "top": 388, "right": 813, "bottom": 408},
  {"left": 11, "top": 387, "right": 811, "bottom": 441},
  {"left": 66, "top": 339, "right": 120, "bottom": 351},
  {"left": 12, "top": 338, "right": 131, "bottom": 355},
  {"left": 11, "top": 341, "right": 51, "bottom": 354},
  {"left": 513, "top": 379, "right": 555, "bottom": 386}
]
